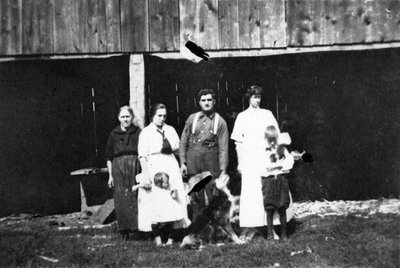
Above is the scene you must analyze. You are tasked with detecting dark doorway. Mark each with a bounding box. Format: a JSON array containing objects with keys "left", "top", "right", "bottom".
[{"left": 0, "top": 56, "right": 130, "bottom": 216}]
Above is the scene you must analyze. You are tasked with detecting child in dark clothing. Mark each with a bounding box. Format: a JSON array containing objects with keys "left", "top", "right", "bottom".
[{"left": 261, "top": 126, "right": 294, "bottom": 241}]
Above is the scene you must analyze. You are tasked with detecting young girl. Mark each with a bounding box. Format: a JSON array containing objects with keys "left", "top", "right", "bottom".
[
  {"left": 133, "top": 172, "right": 181, "bottom": 246},
  {"left": 261, "top": 125, "right": 294, "bottom": 241}
]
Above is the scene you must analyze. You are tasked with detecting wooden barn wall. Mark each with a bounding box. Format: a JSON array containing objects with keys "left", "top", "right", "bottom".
[{"left": 0, "top": 0, "right": 399, "bottom": 56}]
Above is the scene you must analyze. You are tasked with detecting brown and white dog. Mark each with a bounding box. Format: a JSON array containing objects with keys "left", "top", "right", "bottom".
[{"left": 180, "top": 174, "right": 244, "bottom": 249}]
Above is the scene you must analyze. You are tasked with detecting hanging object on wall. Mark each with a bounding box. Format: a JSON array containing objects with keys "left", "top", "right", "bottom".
[{"left": 180, "top": 33, "right": 209, "bottom": 63}]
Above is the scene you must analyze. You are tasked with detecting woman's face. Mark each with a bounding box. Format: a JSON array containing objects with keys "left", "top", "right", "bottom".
[
  {"left": 249, "top": 94, "right": 261, "bottom": 108},
  {"left": 118, "top": 109, "right": 133, "bottom": 128},
  {"left": 152, "top": 108, "right": 167, "bottom": 128}
]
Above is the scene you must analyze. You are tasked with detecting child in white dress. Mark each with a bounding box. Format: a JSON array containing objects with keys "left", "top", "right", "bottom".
[{"left": 133, "top": 172, "right": 182, "bottom": 246}]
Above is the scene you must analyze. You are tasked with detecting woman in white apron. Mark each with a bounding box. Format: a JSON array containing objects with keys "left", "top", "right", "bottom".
[
  {"left": 231, "top": 85, "right": 280, "bottom": 240},
  {"left": 137, "top": 104, "right": 190, "bottom": 245}
]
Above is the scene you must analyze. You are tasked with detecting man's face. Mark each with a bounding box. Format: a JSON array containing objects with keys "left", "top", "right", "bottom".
[
  {"left": 249, "top": 94, "right": 261, "bottom": 108},
  {"left": 199, "top": 94, "right": 215, "bottom": 113}
]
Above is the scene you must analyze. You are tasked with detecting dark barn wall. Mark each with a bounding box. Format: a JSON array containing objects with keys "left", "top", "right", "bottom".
[
  {"left": 0, "top": 56, "right": 130, "bottom": 217},
  {"left": 145, "top": 48, "right": 400, "bottom": 201}
]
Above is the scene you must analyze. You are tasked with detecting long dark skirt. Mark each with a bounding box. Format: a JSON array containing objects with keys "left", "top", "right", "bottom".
[
  {"left": 112, "top": 155, "right": 140, "bottom": 232},
  {"left": 261, "top": 174, "right": 290, "bottom": 210}
]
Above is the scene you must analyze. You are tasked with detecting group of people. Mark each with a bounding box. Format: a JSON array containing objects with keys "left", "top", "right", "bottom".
[{"left": 104, "top": 86, "right": 295, "bottom": 245}]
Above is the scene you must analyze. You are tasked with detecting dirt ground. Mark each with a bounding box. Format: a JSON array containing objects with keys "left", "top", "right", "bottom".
[{"left": 1, "top": 198, "right": 399, "bottom": 232}]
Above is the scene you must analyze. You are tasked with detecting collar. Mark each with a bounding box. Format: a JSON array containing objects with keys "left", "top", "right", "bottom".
[
  {"left": 198, "top": 111, "right": 215, "bottom": 119},
  {"left": 150, "top": 122, "right": 167, "bottom": 132},
  {"left": 247, "top": 106, "right": 260, "bottom": 113},
  {"left": 113, "top": 124, "right": 138, "bottom": 134}
]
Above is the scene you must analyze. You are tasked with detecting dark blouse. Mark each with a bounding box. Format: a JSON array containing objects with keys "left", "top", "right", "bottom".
[{"left": 104, "top": 125, "right": 141, "bottom": 161}]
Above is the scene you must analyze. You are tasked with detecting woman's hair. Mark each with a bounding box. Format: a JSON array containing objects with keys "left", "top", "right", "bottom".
[
  {"left": 245, "top": 85, "right": 263, "bottom": 98},
  {"left": 149, "top": 103, "right": 167, "bottom": 121},
  {"left": 118, "top": 106, "right": 134, "bottom": 117}
]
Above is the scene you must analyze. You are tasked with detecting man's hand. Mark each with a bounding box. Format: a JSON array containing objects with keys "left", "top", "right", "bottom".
[
  {"left": 108, "top": 176, "right": 114, "bottom": 188},
  {"left": 219, "top": 170, "right": 227, "bottom": 177},
  {"left": 180, "top": 163, "right": 188, "bottom": 176}
]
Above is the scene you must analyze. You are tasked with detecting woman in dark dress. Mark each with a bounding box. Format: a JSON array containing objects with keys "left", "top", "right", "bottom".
[{"left": 105, "top": 106, "right": 141, "bottom": 240}]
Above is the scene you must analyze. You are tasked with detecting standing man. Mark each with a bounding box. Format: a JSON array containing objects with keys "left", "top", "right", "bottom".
[
  {"left": 231, "top": 85, "right": 280, "bottom": 241},
  {"left": 179, "top": 89, "right": 229, "bottom": 220}
]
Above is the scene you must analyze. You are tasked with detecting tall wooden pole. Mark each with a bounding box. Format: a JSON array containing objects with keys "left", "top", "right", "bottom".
[{"left": 129, "top": 54, "right": 146, "bottom": 129}]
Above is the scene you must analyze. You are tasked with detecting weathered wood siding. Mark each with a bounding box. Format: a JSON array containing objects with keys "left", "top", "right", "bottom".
[
  {"left": 287, "top": 0, "right": 400, "bottom": 46},
  {"left": 0, "top": 0, "right": 399, "bottom": 56}
]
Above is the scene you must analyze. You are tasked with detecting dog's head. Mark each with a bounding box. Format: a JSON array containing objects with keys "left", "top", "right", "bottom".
[{"left": 180, "top": 233, "right": 202, "bottom": 249}]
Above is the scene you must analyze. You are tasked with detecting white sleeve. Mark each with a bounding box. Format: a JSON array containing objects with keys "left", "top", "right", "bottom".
[
  {"left": 167, "top": 125, "right": 180, "bottom": 151},
  {"left": 266, "top": 110, "right": 280, "bottom": 133},
  {"left": 138, "top": 128, "right": 150, "bottom": 158},
  {"left": 281, "top": 148, "right": 295, "bottom": 171},
  {"left": 231, "top": 113, "right": 244, "bottom": 143}
]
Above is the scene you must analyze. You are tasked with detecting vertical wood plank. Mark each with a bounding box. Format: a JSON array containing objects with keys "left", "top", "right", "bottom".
[
  {"left": 0, "top": 0, "right": 2, "bottom": 52},
  {"left": 1, "top": 0, "right": 22, "bottom": 55},
  {"left": 219, "top": 0, "right": 239, "bottom": 49},
  {"left": 38, "top": 0, "right": 54, "bottom": 54},
  {"left": 310, "top": 0, "right": 323, "bottom": 45},
  {"left": 337, "top": 0, "right": 353, "bottom": 44},
  {"left": 11, "top": 0, "right": 22, "bottom": 54},
  {"left": 132, "top": 0, "right": 150, "bottom": 51},
  {"left": 54, "top": 0, "right": 80, "bottom": 54},
  {"left": 349, "top": 0, "right": 367, "bottom": 43},
  {"left": 180, "top": 0, "right": 219, "bottom": 50},
  {"left": 386, "top": 0, "right": 400, "bottom": 40},
  {"left": 198, "top": 0, "right": 219, "bottom": 49},
  {"left": 363, "top": 0, "right": 378, "bottom": 43},
  {"left": 86, "top": 0, "right": 98, "bottom": 53},
  {"left": 238, "top": 0, "right": 260, "bottom": 48},
  {"left": 322, "top": 0, "right": 336, "bottom": 45},
  {"left": 260, "top": 0, "right": 286, "bottom": 47},
  {"left": 286, "top": 0, "right": 313, "bottom": 46},
  {"left": 1, "top": 0, "right": 11, "bottom": 54},
  {"left": 105, "top": 0, "right": 121, "bottom": 52},
  {"left": 129, "top": 54, "right": 146, "bottom": 129},
  {"left": 78, "top": 1, "right": 87, "bottom": 52},
  {"left": 180, "top": 0, "right": 198, "bottom": 46},
  {"left": 371, "top": 0, "right": 390, "bottom": 42},
  {"left": 149, "top": 0, "right": 179, "bottom": 51},
  {"left": 96, "top": 0, "right": 107, "bottom": 52},
  {"left": 22, "top": 0, "right": 39, "bottom": 53},
  {"left": 121, "top": 0, "right": 148, "bottom": 52}
]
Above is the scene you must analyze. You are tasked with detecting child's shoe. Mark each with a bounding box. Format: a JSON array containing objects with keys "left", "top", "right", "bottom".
[{"left": 154, "top": 236, "right": 162, "bottom": 247}]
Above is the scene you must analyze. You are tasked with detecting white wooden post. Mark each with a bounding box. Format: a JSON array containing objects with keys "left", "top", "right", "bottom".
[{"left": 129, "top": 54, "right": 146, "bottom": 129}]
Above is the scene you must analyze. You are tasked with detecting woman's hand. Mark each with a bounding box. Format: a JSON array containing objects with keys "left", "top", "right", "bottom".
[
  {"left": 141, "top": 175, "right": 152, "bottom": 190},
  {"left": 108, "top": 176, "right": 114, "bottom": 188},
  {"left": 171, "top": 189, "right": 178, "bottom": 199}
]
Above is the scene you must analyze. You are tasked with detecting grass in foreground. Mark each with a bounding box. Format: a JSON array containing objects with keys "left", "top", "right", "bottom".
[{"left": 0, "top": 213, "right": 399, "bottom": 267}]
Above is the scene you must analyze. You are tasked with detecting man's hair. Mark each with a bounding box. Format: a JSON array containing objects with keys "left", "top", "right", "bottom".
[
  {"left": 245, "top": 85, "right": 263, "bottom": 98},
  {"left": 197, "top": 88, "right": 215, "bottom": 99}
]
